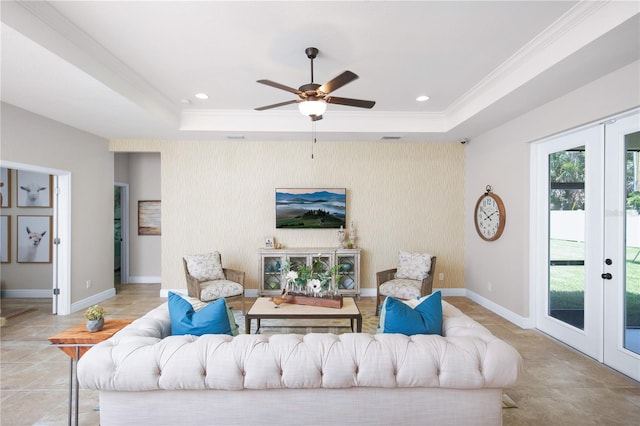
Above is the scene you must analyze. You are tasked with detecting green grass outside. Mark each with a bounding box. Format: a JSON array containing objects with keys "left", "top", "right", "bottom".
[{"left": 550, "top": 239, "right": 640, "bottom": 326}]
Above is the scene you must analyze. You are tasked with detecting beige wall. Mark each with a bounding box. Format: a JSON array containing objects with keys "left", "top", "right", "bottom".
[
  {"left": 465, "top": 60, "right": 640, "bottom": 319},
  {"left": 0, "top": 102, "right": 114, "bottom": 304},
  {"left": 110, "top": 139, "right": 465, "bottom": 294}
]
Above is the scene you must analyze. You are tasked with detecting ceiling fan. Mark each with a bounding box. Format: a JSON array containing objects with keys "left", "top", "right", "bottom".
[{"left": 255, "top": 47, "right": 376, "bottom": 121}]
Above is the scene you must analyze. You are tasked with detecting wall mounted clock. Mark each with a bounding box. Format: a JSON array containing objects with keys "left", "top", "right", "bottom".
[{"left": 474, "top": 185, "right": 506, "bottom": 241}]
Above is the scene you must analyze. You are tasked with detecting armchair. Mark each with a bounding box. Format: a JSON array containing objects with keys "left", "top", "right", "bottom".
[
  {"left": 183, "top": 252, "right": 246, "bottom": 314},
  {"left": 375, "top": 253, "right": 436, "bottom": 316}
]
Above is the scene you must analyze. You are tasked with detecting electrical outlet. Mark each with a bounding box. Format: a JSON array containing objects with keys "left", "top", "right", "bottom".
[
  {"left": 438, "top": 273, "right": 444, "bottom": 281},
  {"left": 86, "top": 280, "right": 92, "bottom": 289},
  {"left": 488, "top": 282, "right": 493, "bottom": 292}
]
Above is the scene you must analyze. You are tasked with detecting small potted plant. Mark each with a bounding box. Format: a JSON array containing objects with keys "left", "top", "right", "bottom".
[{"left": 85, "top": 304, "right": 106, "bottom": 332}]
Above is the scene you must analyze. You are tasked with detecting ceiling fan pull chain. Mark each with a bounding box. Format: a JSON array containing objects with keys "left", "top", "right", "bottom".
[{"left": 311, "top": 122, "right": 316, "bottom": 159}]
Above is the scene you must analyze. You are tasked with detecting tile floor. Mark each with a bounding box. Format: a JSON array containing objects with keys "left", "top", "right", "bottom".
[{"left": 1, "top": 284, "right": 639, "bottom": 425}]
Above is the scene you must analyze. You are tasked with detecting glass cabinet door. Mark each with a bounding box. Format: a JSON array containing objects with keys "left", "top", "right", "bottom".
[
  {"left": 262, "top": 255, "right": 284, "bottom": 291},
  {"left": 337, "top": 254, "right": 356, "bottom": 291}
]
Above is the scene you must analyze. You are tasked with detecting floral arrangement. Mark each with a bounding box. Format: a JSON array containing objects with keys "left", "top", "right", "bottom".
[
  {"left": 85, "top": 304, "right": 106, "bottom": 320},
  {"left": 282, "top": 255, "right": 343, "bottom": 295}
]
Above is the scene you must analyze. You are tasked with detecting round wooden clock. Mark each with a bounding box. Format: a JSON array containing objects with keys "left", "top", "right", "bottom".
[{"left": 474, "top": 185, "right": 506, "bottom": 241}]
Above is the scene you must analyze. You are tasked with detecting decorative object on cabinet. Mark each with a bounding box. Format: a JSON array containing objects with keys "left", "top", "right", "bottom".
[
  {"left": 349, "top": 220, "right": 357, "bottom": 247},
  {"left": 259, "top": 248, "right": 361, "bottom": 296},
  {"left": 264, "top": 237, "right": 274, "bottom": 249},
  {"left": 17, "top": 170, "right": 52, "bottom": 208},
  {"left": 17, "top": 215, "right": 52, "bottom": 263},
  {"left": 375, "top": 253, "right": 437, "bottom": 316},
  {"left": 138, "top": 200, "right": 161, "bottom": 235},
  {"left": 337, "top": 226, "right": 346, "bottom": 248},
  {"left": 275, "top": 188, "right": 346, "bottom": 229},
  {"left": 1, "top": 216, "right": 10, "bottom": 263},
  {"left": 183, "top": 252, "right": 246, "bottom": 314},
  {"left": 1, "top": 168, "right": 11, "bottom": 207}
]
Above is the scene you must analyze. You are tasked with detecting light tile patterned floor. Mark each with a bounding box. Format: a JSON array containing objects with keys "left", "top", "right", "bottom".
[{"left": 1, "top": 284, "right": 639, "bottom": 425}]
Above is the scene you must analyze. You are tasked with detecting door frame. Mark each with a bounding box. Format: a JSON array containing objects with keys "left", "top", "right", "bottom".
[{"left": 0, "top": 160, "right": 71, "bottom": 315}]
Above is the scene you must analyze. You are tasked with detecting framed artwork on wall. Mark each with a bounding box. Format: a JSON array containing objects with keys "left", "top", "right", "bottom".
[
  {"left": 1, "top": 168, "right": 11, "bottom": 208},
  {"left": 17, "top": 215, "right": 52, "bottom": 263},
  {"left": 17, "top": 170, "right": 53, "bottom": 208},
  {"left": 1, "top": 215, "right": 10, "bottom": 263},
  {"left": 138, "top": 200, "right": 161, "bottom": 235},
  {"left": 276, "top": 188, "right": 346, "bottom": 229}
]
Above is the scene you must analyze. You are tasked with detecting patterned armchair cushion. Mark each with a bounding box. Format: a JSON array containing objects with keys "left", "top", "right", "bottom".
[
  {"left": 200, "top": 280, "right": 243, "bottom": 302},
  {"left": 379, "top": 278, "right": 422, "bottom": 300},
  {"left": 396, "top": 251, "right": 432, "bottom": 280},
  {"left": 184, "top": 252, "right": 226, "bottom": 282}
]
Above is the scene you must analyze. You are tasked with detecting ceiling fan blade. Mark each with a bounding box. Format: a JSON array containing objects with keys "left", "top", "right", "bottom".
[
  {"left": 318, "top": 71, "right": 358, "bottom": 94},
  {"left": 254, "top": 99, "right": 300, "bottom": 111},
  {"left": 326, "top": 96, "right": 375, "bottom": 109},
  {"left": 257, "top": 79, "right": 302, "bottom": 95}
]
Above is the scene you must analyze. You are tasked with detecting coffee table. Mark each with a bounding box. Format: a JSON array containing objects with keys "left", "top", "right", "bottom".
[{"left": 245, "top": 297, "right": 362, "bottom": 334}]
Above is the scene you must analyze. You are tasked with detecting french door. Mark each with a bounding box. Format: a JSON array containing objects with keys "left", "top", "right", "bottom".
[{"left": 533, "top": 109, "right": 640, "bottom": 381}]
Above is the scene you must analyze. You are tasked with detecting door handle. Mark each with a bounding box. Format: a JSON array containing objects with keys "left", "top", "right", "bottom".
[{"left": 601, "top": 273, "right": 612, "bottom": 280}]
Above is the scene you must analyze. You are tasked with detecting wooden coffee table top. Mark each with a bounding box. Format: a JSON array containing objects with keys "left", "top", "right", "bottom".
[{"left": 247, "top": 296, "right": 360, "bottom": 318}]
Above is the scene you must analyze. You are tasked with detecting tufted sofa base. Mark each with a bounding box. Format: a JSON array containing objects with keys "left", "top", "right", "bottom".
[
  {"left": 78, "top": 300, "right": 521, "bottom": 426},
  {"left": 98, "top": 388, "right": 502, "bottom": 426}
]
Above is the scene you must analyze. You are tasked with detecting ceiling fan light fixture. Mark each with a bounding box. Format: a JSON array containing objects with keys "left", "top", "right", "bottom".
[{"left": 298, "top": 99, "right": 327, "bottom": 117}]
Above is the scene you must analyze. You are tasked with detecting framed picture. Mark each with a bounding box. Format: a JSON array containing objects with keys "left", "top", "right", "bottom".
[
  {"left": 264, "top": 237, "right": 274, "bottom": 249},
  {"left": 17, "top": 170, "right": 52, "bottom": 208},
  {"left": 17, "top": 215, "right": 52, "bottom": 263},
  {"left": 276, "top": 188, "right": 346, "bottom": 229},
  {"left": 1, "top": 216, "right": 10, "bottom": 263},
  {"left": 138, "top": 200, "right": 161, "bottom": 235},
  {"left": 1, "top": 168, "right": 11, "bottom": 208}
]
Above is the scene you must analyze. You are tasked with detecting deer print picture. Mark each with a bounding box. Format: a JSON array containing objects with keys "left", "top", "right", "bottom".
[
  {"left": 17, "top": 170, "right": 52, "bottom": 207},
  {"left": 17, "top": 216, "right": 52, "bottom": 263}
]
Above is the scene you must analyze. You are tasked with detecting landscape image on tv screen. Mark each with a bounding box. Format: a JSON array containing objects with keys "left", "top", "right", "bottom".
[{"left": 276, "top": 188, "right": 346, "bottom": 229}]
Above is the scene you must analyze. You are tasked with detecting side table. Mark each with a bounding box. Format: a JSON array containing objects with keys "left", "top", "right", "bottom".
[{"left": 48, "top": 319, "right": 134, "bottom": 426}]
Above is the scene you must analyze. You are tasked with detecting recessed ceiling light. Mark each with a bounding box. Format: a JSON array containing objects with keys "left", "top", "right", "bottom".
[
  {"left": 416, "top": 95, "right": 430, "bottom": 102},
  {"left": 195, "top": 93, "right": 209, "bottom": 100}
]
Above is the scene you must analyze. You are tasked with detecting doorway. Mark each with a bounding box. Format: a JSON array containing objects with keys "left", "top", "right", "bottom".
[
  {"left": 532, "top": 108, "right": 640, "bottom": 381},
  {"left": 114, "top": 183, "right": 129, "bottom": 286}
]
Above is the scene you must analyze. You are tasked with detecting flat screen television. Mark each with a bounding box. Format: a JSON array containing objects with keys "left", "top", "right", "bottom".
[{"left": 276, "top": 188, "right": 346, "bottom": 229}]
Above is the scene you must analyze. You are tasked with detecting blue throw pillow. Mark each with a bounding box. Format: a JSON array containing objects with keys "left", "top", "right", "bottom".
[
  {"left": 168, "top": 292, "right": 238, "bottom": 336},
  {"left": 377, "top": 291, "right": 442, "bottom": 335}
]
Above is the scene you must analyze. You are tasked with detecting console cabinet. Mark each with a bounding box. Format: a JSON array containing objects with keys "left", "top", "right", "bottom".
[{"left": 259, "top": 248, "right": 361, "bottom": 297}]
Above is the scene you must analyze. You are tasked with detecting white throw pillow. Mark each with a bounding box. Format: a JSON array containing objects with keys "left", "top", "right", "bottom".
[
  {"left": 396, "top": 251, "right": 432, "bottom": 281},
  {"left": 184, "top": 252, "right": 226, "bottom": 282}
]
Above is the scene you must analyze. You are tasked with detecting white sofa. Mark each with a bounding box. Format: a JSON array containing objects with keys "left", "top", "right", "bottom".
[{"left": 78, "top": 301, "right": 522, "bottom": 426}]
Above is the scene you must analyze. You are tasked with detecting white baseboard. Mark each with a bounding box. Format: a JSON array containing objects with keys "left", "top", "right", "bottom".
[
  {"left": 70, "top": 288, "right": 117, "bottom": 314},
  {"left": 127, "top": 276, "right": 161, "bottom": 284},
  {"left": 465, "top": 289, "right": 535, "bottom": 329},
  {"left": 1, "top": 289, "right": 51, "bottom": 298}
]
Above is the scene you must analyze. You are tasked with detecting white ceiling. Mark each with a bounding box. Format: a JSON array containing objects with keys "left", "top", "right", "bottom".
[{"left": 1, "top": 1, "right": 638, "bottom": 142}]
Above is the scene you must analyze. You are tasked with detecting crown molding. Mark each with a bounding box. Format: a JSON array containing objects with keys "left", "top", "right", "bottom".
[{"left": 445, "top": 0, "right": 639, "bottom": 130}]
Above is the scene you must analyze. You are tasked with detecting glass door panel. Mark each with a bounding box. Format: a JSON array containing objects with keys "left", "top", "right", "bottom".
[{"left": 624, "top": 132, "right": 639, "bottom": 355}]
